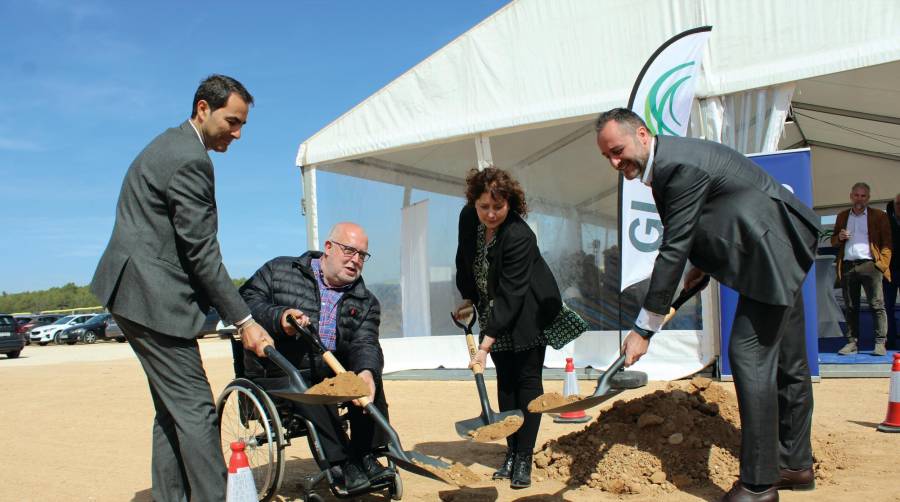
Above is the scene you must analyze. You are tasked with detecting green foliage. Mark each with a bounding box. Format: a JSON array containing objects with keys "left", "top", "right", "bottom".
[{"left": 0, "top": 283, "right": 102, "bottom": 314}]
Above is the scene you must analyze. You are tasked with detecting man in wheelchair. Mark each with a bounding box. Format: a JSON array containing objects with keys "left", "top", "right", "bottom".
[{"left": 239, "top": 222, "right": 393, "bottom": 493}]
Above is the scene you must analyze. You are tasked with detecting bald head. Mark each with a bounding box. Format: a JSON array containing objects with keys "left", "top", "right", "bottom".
[{"left": 321, "top": 222, "right": 369, "bottom": 287}]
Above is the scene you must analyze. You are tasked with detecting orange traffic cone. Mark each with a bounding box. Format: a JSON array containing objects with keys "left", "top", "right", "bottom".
[
  {"left": 226, "top": 441, "right": 259, "bottom": 501},
  {"left": 554, "top": 357, "right": 592, "bottom": 424},
  {"left": 877, "top": 353, "right": 900, "bottom": 433}
]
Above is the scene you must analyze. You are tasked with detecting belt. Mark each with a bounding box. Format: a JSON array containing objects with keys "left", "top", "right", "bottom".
[{"left": 844, "top": 259, "right": 873, "bottom": 265}]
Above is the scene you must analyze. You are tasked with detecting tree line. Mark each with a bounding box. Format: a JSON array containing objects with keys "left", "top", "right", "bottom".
[{"left": 0, "top": 279, "right": 246, "bottom": 314}]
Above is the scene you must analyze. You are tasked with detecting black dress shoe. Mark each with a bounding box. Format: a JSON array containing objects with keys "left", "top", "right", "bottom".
[
  {"left": 773, "top": 467, "right": 815, "bottom": 491},
  {"left": 720, "top": 481, "right": 778, "bottom": 501},
  {"left": 361, "top": 453, "right": 394, "bottom": 483},
  {"left": 492, "top": 450, "right": 516, "bottom": 480},
  {"left": 510, "top": 453, "right": 532, "bottom": 489},
  {"left": 338, "top": 460, "right": 371, "bottom": 493}
]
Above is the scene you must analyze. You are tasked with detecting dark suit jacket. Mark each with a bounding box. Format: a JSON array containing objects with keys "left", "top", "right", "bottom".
[
  {"left": 91, "top": 121, "right": 249, "bottom": 338},
  {"left": 888, "top": 200, "right": 900, "bottom": 277},
  {"left": 455, "top": 205, "right": 562, "bottom": 348},
  {"left": 830, "top": 206, "right": 892, "bottom": 282},
  {"left": 644, "top": 135, "right": 821, "bottom": 314}
]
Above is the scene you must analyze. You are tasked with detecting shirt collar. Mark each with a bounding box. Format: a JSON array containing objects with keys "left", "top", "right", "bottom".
[
  {"left": 187, "top": 120, "right": 206, "bottom": 149},
  {"left": 850, "top": 206, "right": 868, "bottom": 217},
  {"left": 641, "top": 136, "right": 656, "bottom": 186}
]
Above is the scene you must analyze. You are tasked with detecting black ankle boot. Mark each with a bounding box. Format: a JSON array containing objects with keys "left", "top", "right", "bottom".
[
  {"left": 510, "top": 452, "right": 532, "bottom": 489},
  {"left": 492, "top": 450, "right": 516, "bottom": 480}
]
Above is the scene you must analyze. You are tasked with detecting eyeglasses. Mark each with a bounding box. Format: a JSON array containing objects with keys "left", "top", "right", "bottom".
[{"left": 329, "top": 240, "right": 372, "bottom": 262}]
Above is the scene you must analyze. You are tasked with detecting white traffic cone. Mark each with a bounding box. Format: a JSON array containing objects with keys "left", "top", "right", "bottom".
[
  {"left": 554, "top": 357, "right": 592, "bottom": 423},
  {"left": 226, "top": 441, "right": 259, "bottom": 501},
  {"left": 877, "top": 353, "right": 900, "bottom": 433}
]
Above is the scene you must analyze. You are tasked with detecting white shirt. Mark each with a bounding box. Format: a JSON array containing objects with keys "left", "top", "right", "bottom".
[
  {"left": 641, "top": 136, "right": 656, "bottom": 187},
  {"left": 845, "top": 208, "right": 873, "bottom": 261}
]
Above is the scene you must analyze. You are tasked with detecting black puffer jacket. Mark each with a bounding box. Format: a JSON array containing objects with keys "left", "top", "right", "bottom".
[{"left": 239, "top": 251, "right": 383, "bottom": 379}]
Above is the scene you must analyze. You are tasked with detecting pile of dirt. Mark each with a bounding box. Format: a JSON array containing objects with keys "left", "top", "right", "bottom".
[
  {"left": 305, "top": 371, "right": 369, "bottom": 398},
  {"left": 467, "top": 414, "right": 524, "bottom": 443},
  {"left": 411, "top": 458, "right": 482, "bottom": 487},
  {"left": 534, "top": 377, "right": 845, "bottom": 495}
]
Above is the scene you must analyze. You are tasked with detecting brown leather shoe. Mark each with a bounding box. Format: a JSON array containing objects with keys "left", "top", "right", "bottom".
[
  {"left": 773, "top": 467, "right": 815, "bottom": 491},
  {"left": 720, "top": 481, "right": 778, "bottom": 501}
]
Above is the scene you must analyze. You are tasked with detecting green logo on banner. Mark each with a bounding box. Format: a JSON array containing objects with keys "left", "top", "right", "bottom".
[{"left": 643, "top": 61, "right": 694, "bottom": 136}]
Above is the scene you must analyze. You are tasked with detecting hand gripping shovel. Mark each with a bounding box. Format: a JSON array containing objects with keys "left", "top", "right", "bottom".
[
  {"left": 528, "top": 275, "right": 710, "bottom": 415},
  {"left": 286, "top": 315, "right": 480, "bottom": 486},
  {"left": 451, "top": 307, "right": 524, "bottom": 442}
]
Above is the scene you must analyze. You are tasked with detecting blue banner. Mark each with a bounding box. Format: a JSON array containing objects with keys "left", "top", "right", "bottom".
[{"left": 718, "top": 149, "right": 819, "bottom": 378}]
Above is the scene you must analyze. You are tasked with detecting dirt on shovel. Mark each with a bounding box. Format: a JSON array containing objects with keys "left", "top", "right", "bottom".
[
  {"left": 411, "top": 458, "right": 482, "bottom": 487},
  {"left": 527, "top": 392, "right": 584, "bottom": 413},
  {"left": 304, "top": 371, "right": 369, "bottom": 398},
  {"left": 466, "top": 414, "right": 524, "bottom": 443}
]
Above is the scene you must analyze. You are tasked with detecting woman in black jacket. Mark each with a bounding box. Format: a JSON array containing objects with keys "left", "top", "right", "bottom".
[{"left": 454, "top": 167, "right": 565, "bottom": 489}]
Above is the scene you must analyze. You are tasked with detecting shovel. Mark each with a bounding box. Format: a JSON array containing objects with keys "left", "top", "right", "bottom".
[
  {"left": 286, "top": 315, "right": 480, "bottom": 486},
  {"left": 450, "top": 307, "right": 524, "bottom": 442},
  {"left": 528, "top": 275, "right": 710, "bottom": 415}
]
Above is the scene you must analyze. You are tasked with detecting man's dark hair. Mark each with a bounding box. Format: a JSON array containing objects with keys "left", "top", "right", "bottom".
[
  {"left": 594, "top": 107, "right": 649, "bottom": 133},
  {"left": 191, "top": 74, "right": 254, "bottom": 118},
  {"left": 851, "top": 182, "right": 871, "bottom": 194}
]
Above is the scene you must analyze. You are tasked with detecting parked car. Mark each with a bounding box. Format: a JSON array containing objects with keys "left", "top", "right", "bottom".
[
  {"left": 15, "top": 314, "right": 63, "bottom": 345},
  {"left": 199, "top": 309, "right": 221, "bottom": 338},
  {"left": 105, "top": 317, "right": 126, "bottom": 342},
  {"left": 59, "top": 313, "right": 113, "bottom": 344},
  {"left": 30, "top": 314, "right": 95, "bottom": 345},
  {"left": 1, "top": 314, "right": 25, "bottom": 358}
]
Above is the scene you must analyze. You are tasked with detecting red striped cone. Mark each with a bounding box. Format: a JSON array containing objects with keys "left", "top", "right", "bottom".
[
  {"left": 554, "top": 357, "right": 592, "bottom": 423},
  {"left": 226, "top": 441, "right": 259, "bottom": 501},
  {"left": 877, "top": 353, "right": 900, "bottom": 433}
]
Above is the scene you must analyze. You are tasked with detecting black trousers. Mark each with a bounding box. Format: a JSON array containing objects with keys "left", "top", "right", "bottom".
[
  {"left": 728, "top": 292, "right": 814, "bottom": 485},
  {"left": 114, "top": 314, "right": 226, "bottom": 502},
  {"left": 490, "top": 344, "right": 547, "bottom": 454},
  {"left": 884, "top": 269, "right": 899, "bottom": 349}
]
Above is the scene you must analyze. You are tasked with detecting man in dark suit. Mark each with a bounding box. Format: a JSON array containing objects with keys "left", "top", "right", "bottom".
[
  {"left": 885, "top": 193, "right": 900, "bottom": 349},
  {"left": 830, "top": 183, "right": 892, "bottom": 356},
  {"left": 595, "top": 108, "right": 821, "bottom": 502},
  {"left": 92, "top": 74, "right": 273, "bottom": 502}
]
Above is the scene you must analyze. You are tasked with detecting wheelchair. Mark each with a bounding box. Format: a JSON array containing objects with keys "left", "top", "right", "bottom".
[{"left": 216, "top": 336, "right": 403, "bottom": 502}]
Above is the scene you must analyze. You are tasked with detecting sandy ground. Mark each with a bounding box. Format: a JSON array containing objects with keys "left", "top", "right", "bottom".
[{"left": 2, "top": 338, "right": 899, "bottom": 502}]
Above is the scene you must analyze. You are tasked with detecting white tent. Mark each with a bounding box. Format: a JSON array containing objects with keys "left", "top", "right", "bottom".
[{"left": 296, "top": 0, "right": 900, "bottom": 377}]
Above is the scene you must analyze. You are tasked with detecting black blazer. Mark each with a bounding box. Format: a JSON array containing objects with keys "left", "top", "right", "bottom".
[
  {"left": 644, "top": 135, "right": 821, "bottom": 314},
  {"left": 455, "top": 204, "right": 562, "bottom": 348},
  {"left": 91, "top": 121, "right": 249, "bottom": 338}
]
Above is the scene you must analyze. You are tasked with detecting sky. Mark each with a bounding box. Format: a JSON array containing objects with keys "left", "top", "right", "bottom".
[{"left": 0, "top": 0, "right": 512, "bottom": 294}]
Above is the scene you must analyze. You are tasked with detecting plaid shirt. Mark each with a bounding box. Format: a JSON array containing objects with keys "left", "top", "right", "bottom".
[{"left": 311, "top": 258, "right": 351, "bottom": 350}]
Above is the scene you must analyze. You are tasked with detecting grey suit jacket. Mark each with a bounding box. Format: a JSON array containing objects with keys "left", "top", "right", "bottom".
[
  {"left": 643, "top": 135, "right": 821, "bottom": 314},
  {"left": 91, "top": 121, "right": 250, "bottom": 339}
]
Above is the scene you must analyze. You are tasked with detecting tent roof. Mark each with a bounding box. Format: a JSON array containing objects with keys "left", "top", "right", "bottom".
[{"left": 298, "top": 0, "right": 900, "bottom": 209}]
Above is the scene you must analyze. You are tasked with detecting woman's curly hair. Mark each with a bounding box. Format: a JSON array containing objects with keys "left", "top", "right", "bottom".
[{"left": 464, "top": 167, "right": 528, "bottom": 218}]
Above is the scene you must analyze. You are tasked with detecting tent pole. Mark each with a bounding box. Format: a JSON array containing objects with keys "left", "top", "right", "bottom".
[
  {"left": 475, "top": 134, "right": 493, "bottom": 171},
  {"left": 301, "top": 165, "right": 320, "bottom": 251}
]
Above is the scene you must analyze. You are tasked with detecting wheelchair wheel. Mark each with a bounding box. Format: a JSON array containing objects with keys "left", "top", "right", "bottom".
[
  {"left": 389, "top": 471, "right": 403, "bottom": 501},
  {"left": 217, "top": 378, "right": 285, "bottom": 501}
]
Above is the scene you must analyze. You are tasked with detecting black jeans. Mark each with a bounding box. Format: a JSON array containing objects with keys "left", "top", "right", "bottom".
[
  {"left": 728, "top": 292, "right": 813, "bottom": 485},
  {"left": 841, "top": 260, "right": 887, "bottom": 345},
  {"left": 884, "top": 268, "right": 899, "bottom": 349},
  {"left": 490, "top": 344, "right": 547, "bottom": 454}
]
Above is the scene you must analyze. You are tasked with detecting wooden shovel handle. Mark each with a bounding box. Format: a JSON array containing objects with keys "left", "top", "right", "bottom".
[
  {"left": 321, "top": 351, "right": 371, "bottom": 407},
  {"left": 465, "top": 333, "right": 483, "bottom": 374}
]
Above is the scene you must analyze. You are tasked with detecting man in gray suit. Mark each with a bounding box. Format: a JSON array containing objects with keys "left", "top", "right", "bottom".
[
  {"left": 595, "top": 108, "right": 820, "bottom": 502},
  {"left": 92, "top": 74, "right": 273, "bottom": 502}
]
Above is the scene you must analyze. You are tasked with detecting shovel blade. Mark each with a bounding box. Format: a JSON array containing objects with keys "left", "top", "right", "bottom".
[
  {"left": 387, "top": 450, "right": 478, "bottom": 486},
  {"left": 454, "top": 409, "right": 524, "bottom": 441},
  {"left": 267, "top": 389, "right": 361, "bottom": 405},
  {"left": 530, "top": 388, "right": 624, "bottom": 415}
]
